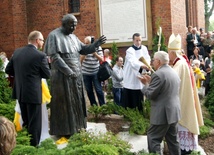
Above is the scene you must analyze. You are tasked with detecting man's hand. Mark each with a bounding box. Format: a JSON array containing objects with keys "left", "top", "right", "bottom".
[
  {"left": 138, "top": 74, "right": 151, "bottom": 85},
  {"left": 94, "top": 35, "right": 107, "bottom": 47},
  {"left": 206, "top": 67, "right": 212, "bottom": 73},
  {"left": 141, "top": 65, "right": 149, "bottom": 70}
]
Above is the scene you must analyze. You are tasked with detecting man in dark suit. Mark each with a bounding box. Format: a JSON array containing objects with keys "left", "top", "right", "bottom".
[
  {"left": 5, "top": 31, "right": 50, "bottom": 146},
  {"left": 186, "top": 28, "right": 202, "bottom": 59},
  {"left": 138, "top": 51, "right": 181, "bottom": 154}
]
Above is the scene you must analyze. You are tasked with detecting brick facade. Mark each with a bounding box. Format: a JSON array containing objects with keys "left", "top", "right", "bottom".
[
  {"left": 0, "top": 0, "right": 28, "bottom": 56},
  {"left": 0, "top": 0, "right": 205, "bottom": 57}
]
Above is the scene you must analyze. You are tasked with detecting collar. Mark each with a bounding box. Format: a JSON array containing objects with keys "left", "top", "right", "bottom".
[
  {"left": 172, "top": 57, "right": 180, "bottom": 66},
  {"left": 132, "top": 45, "right": 141, "bottom": 50},
  {"left": 158, "top": 64, "right": 167, "bottom": 70},
  {"left": 28, "top": 44, "right": 37, "bottom": 49}
]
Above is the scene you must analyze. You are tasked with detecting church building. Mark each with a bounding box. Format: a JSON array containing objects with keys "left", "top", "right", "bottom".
[{"left": 0, "top": 0, "right": 205, "bottom": 57}]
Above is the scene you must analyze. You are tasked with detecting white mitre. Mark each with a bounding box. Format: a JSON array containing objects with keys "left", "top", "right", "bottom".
[
  {"left": 168, "top": 33, "right": 182, "bottom": 57},
  {"left": 168, "top": 33, "right": 181, "bottom": 50}
]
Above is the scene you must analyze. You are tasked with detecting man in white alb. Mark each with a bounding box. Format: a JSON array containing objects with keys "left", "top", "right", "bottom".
[{"left": 123, "top": 33, "right": 151, "bottom": 111}]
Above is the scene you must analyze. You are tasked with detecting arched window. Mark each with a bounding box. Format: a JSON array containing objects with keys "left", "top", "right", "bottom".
[{"left": 69, "top": 0, "right": 80, "bottom": 13}]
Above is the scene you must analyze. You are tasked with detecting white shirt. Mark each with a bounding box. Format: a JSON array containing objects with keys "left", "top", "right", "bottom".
[{"left": 123, "top": 45, "right": 151, "bottom": 89}]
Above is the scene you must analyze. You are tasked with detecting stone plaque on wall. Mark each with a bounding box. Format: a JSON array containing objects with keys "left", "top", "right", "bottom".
[{"left": 99, "top": 0, "right": 147, "bottom": 43}]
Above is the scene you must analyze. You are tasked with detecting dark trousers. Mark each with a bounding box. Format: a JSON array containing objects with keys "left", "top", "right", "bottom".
[
  {"left": 83, "top": 73, "right": 105, "bottom": 106},
  {"left": 123, "top": 88, "right": 143, "bottom": 111},
  {"left": 112, "top": 87, "right": 123, "bottom": 106},
  {"left": 19, "top": 102, "right": 42, "bottom": 146},
  {"left": 147, "top": 122, "right": 180, "bottom": 155},
  {"left": 205, "top": 82, "right": 210, "bottom": 96}
]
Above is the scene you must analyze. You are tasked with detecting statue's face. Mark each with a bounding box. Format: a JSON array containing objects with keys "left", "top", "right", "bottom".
[{"left": 64, "top": 19, "right": 77, "bottom": 34}]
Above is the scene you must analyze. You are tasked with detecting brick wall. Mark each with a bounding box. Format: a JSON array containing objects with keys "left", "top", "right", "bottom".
[
  {"left": 26, "top": 0, "right": 64, "bottom": 39},
  {"left": 25, "top": 0, "right": 98, "bottom": 43},
  {"left": 12, "top": 0, "right": 28, "bottom": 50},
  {"left": 0, "top": 0, "right": 205, "bottom": 58},
  {"left": 151, "top": 0, "right": 172, "bottom": 49},
  {"left": 197, "top": 0, "right": 205, "bottom": 30},
  {"left": 0, "top": 0, "right": 13, "bottom": 56},
  {"left": 151, "top": 0, "right": 205, "bottom": 53},
  {"left": 0, "top": 0, "right": 27, "bottom": 57},
  {"left": 170, "top": 0, "right": 188, "bottom": 50},
  {"left": 75, "top": 0, "right": 97, "bottom": 41}
]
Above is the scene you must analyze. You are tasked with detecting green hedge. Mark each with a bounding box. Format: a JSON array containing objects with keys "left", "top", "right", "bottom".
[{"left": 0, "top": 101, "right": 15, "bottom": 121}]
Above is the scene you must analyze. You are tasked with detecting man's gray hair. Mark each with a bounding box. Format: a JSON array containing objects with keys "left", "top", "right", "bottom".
[
  {"left": 104, "top": 49, "right": 110, "bottom": 53},
  {"left": 28, "top": 30, "right": 41, "bottom": 42},
  {"left": 84, "top": 36, "right": 91, "bottom": 43},
  {"left": 154, "top": 51, "right": 169, "bottom": 64}
]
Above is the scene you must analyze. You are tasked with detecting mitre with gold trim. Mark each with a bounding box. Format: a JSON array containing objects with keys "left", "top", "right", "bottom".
[{"left": 168, "top": 33, "right": 181, "bottom": 50}]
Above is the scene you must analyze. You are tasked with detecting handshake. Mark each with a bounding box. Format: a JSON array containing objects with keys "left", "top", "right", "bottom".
[{"left": 139, "top": 56, "right": 155, "bottom": 73}]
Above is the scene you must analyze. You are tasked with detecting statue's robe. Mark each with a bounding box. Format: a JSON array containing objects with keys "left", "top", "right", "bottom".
[{"left": 44, "top": 27, "right": 96, "bottom": 136}]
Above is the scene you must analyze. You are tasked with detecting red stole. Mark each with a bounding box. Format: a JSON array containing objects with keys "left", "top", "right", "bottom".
[
  {"left": 173, "top": 57, "right": 180, "bottom": 66},
  {"left": 173, "top": 56, "right": 194, "bottom": 88}
]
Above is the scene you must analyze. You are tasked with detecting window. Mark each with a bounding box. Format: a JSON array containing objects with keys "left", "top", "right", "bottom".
[{"left": 69, "top": 0, "right": 80, "bottom": 13}]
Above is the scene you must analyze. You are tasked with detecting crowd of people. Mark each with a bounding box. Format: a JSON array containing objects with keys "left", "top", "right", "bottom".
[
  {"left": 0, "top": 13, "right": 211, "bottom": 155},
  {"left": 186, "top": 26, "right": 214, "bottom": 96}
]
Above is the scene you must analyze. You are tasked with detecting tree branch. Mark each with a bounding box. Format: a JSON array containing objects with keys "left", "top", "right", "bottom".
[{"left": 207, "top": 0, "right": 214, "bottom": 17}]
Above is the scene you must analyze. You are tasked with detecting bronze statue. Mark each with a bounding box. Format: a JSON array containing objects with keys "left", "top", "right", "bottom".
[{"left": 43, "top": 14, "right": 106, "bottom": 137}]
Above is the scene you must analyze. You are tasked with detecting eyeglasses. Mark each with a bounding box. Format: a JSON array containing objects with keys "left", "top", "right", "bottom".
[{"left": 38, "top": 39, "right": 45, "bottom": 42}]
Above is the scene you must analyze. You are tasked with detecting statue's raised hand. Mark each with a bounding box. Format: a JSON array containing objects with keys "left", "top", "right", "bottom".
[{"left": 94, "top": 35, "right": 107, "bottom": 47}]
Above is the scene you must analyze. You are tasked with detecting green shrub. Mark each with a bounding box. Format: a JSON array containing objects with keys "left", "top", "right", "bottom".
[
  {"left": 199, "top": 118, "right": 214, "bottom": 139},
  {"left": 16, "top": 128, "right": 31, "bottom": 146},
  {"left": 11, "top": 145, "right": 37, "bottom": 155},
  {"left": 152, "top": 19, "right": 167, "bottom": 55},
  {"left": 152, "top": 32, "right": 167, "bottom": 54},
  {"left": 199, "top": 125, "right": 211, "bottom": 139},
  {"left": 120, "top": 107, "right": 149, "bottom": 135},
  {"left": 66, "top": 130, "right": 131, "bottom": 154},
  {"left": 0, "top": 59, "right": 13, "bottom": 104},
  {"left": 190, "top": 151, "right": 201, "bottom": 155},
  {"left": 111, "top": 42, "right": 119, "bottom": 67},
  {"left": 0, "top": 101, "right": 15, "bottom": 121},
  {"left": 204, "top": 55, "right": 214, "bottom": 119},
  {"left": 143, "top": 99, "right": 151, "bottom": 119},
  {"left": 66, "top": 144, "right": 119, "bottom": 155},
  {"left": 204, "top": 118, "right": 214, "bottom": 127},
  {"left": 12, "top": 130, "right": 131, "bottom": 155},
  {"left": 88, "top": 104, "right": 115, "bottom": 122},
  {"left": 105, "top": 42, "right": 120, "bottom": 100},
  {"left": 137, "top": 149, "right": 157, "bottom": 155},
  {"left": 88, "top": 103, "right": 150, "bottom": 135}
]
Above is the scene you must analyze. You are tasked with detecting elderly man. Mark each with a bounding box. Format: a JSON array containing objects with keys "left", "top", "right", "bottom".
[
  {"left": 168, "top": 34, "right": 203, "bottom": 154},
  {"left": 202, "top": 31, "right": 214, "bottom": 57},
  {"left": 186, "top": 27, "right": 202, "bottom": 59},
  {"left": 139, "top": 51, "right": 181, "bottom": 154},
  {"left": 43, "top": 14, "right": 106, "bottom": 138}
]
